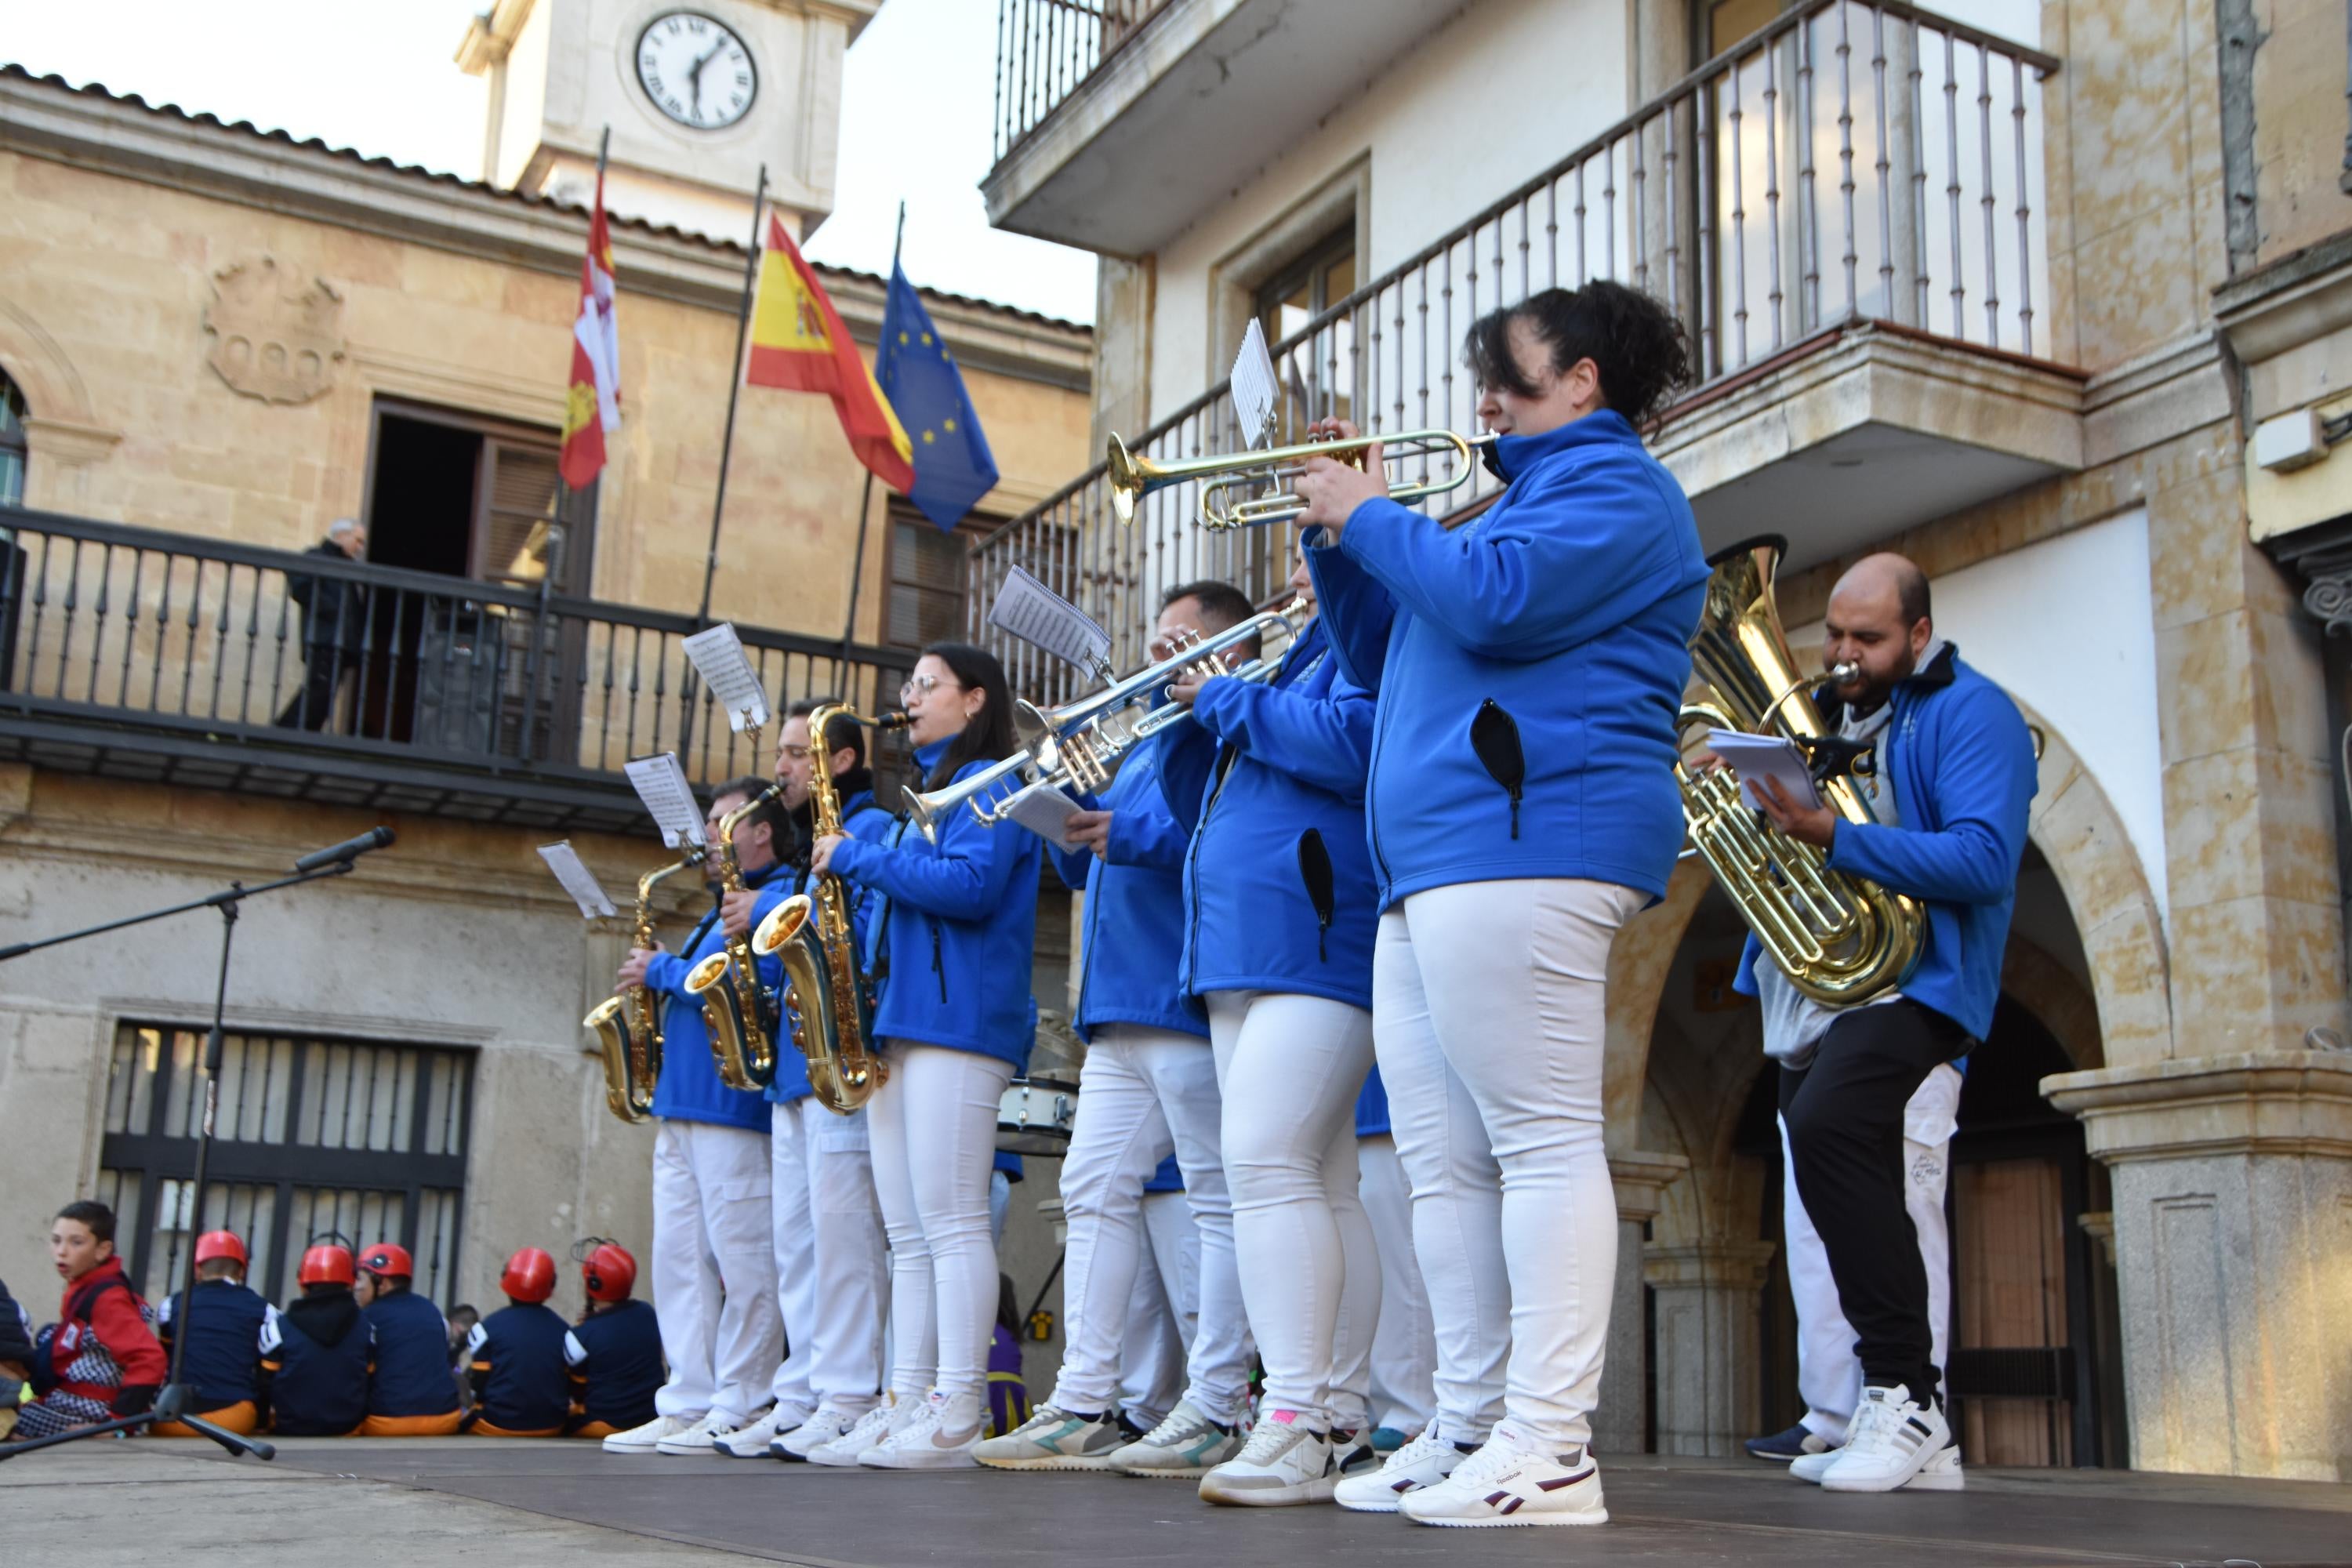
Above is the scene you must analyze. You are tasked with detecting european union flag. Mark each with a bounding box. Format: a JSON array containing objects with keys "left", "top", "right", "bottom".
[{"left": 875, "top": 263, "right": 1000, "bottom": 531}]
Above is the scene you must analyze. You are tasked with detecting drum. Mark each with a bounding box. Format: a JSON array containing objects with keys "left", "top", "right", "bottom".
[{"left": 996, "top": 1074, "right": 1080, "bottom": 1155}]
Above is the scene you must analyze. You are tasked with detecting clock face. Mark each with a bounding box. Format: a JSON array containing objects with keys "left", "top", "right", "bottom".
[{"left": 635, "top": 11, "right": 757, "bottom": 130}]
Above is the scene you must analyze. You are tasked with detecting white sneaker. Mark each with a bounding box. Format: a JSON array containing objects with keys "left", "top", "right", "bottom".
[
  {"left": 715, "top": 1406, "right": 806, "bottom": 1458},
  {"left": 775, "top": 1406, "right": 866, "bottom": 1462},
  {"left": 1107, "top": 1399, "right": 1243, "bottom": 1478},
  {"left": 972, "top": 1405, "right": 1131, "bottom": 1470},
  {"left": 1401, "top": 1421, "right": 1607, "bottom": 1527},
  {"left": 860, "top": 1389, "right": 983, "bottom": 1470},
  {"left": 659, "top": 1407, "right": 761, "bottom": 1456},
  {"left": 600, "top": 1413, "right": 696, "bottom": 1454},
  {"left": 1818, "top": 1384, "right": 1951, "bottom": 1493},
  {"left": 1196, "top": 1410, "right": 1337, "bottom": 1507},
  {"left": 1334, "top": 1425, "right": 1472, "bottom": 1513},
  {"left": 804, "top": 1399, "right": 898, "bottom": 1468},
  {"left": 1792, "top": 1438, "right": 1965, "bottom": 1490}
]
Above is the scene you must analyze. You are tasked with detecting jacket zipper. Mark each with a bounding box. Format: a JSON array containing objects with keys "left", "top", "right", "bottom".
[{"left": 931, "top": 918, "right": 946, "bottom": 1002}]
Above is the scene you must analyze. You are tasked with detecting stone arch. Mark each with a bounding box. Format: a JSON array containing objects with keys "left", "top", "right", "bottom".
[
  {"left": 1604, "top": 854, "right": 1712, "bottom": 1147},
  {"left": 2002, "top": 934, "right": 2107, "bottom": 1072},
  {"left": 0, "top": 298, "right": 122, "bottom": 510}
]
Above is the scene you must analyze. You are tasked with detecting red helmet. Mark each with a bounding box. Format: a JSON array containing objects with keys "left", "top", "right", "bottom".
[
  {"left": 580, "top": 1241, "right": 637, "bottom": 1304},
  {"left": 194, "top": 1230, "right": 248, "bottom": 1268},
  {"left": 298, "top": 1243, "right": 355, "bottom": 1287},
  {"left": 500, "top": 1247, "right": 557, "bottom": 1305},
  {"left": 356, "top": 1242, "right": 412, "bottom": 1280}
]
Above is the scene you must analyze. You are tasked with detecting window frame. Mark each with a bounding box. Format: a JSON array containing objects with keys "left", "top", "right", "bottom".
[
  {"left": 360, "top": 397, "right": 594, "bottom": 597},
  {"left": 880, "top": 499, "right": 996, "bottom": 652},
  {"left": 0, "top": 372, "right": 28, "bottom": 508}
]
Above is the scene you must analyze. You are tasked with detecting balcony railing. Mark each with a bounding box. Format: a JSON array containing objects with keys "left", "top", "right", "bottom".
[
  {"left": 0, "top": 506, "right": 916, "bottom": 832},
  {"left": 972, "top": 0, "right": 2060, "bottom": 702},
  {"left": 994, "top": 0, "right": 1169, "bottom": 160}
]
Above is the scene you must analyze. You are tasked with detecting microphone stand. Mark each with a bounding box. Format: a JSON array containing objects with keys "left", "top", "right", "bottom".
[{"left": 0, "top": 858, "right": 365, "bottom": 1462}]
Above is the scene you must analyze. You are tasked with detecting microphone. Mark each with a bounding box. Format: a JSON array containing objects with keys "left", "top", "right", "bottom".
[{"left": 294, "top": 826, "right": 395, "bottom": 872}]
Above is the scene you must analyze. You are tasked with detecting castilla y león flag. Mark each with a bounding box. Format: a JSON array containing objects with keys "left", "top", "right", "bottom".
[
  {"left": 746, "top": 212, "right": 914, "bottom": 492},
  {"left": 560, "top": 167, "right": 622, "bottom": 488}
]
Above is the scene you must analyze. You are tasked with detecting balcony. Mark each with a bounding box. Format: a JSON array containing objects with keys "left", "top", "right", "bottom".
[
  {"left": 973, "top": 1, "right": 2075, "bottom": 702},
  {"left": 0, "top": 507, "right": 915, "bottom": 834}
]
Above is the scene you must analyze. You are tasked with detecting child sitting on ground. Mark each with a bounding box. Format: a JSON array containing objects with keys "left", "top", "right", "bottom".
[
  {"left": 561, "top": 1240, "right": 662, "bottom": 1439},
  {"left": 1, "top": 1273, "right": 37, "bottom": 1441},
  {"left": 18, "top": 1201, "right": 167, "bottom": 1440},
  {"left": 354, "top": 1243, "right": 462, "bottom": 1436},
  {"left": 260, "top": 1242, "right": 372, "bottom": 1436},
  {"left": 463, "top": 1249, "right": 571, "bottom": 1437},
  {"left": 154, "top": 1229, "right": 269, "bottom": 1436}
]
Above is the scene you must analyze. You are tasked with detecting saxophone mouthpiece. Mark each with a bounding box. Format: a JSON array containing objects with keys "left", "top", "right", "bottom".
[{"left": 876, "top": 710, "right": 913, "bottom": 732}]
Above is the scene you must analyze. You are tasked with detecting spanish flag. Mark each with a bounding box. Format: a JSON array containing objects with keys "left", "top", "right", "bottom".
[
  {"left": 559, "top": 165, "right": 622, "bottom": 489},
  {"left": 746, "top": 212, "right": 914, "bottom": 493}
]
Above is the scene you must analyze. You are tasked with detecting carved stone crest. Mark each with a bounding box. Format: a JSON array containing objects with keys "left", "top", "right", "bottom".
[{"left": 203, "top": 257, "right": 345, "bottom": 405}]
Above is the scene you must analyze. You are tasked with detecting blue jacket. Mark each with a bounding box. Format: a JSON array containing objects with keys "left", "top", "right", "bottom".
[
  {"left": 1308, "top": 410, "right": 1709, "bottom": 909},
  {"left": 467, "top": 1301, "right": 573, "bottom": 1432},
  {"left": 1356, "top": 1066, "right": 1390, "bottom": 1137},
  {"left": 567, "top": 1298, "right": 665, "bottom": 1431},
  {"left": 1158, "top": 618, "right": 1379, "bottom": 1010},
  {"left": 1144, "top": 1153, "right": 1185, "bottom": 1193},
  {"left": 644, "top": 861, "right": 786, "bottom": 1132},
  {"left": 1733, "top": 646, "right": 2036, "bottom": 1041},
  {"left": 768, "top": 788, "right": 895, "bottom": 1106},
  {"left": 158, "top": 1279, "right": 267, "bottom": 1410},
  {"left": 830, "top": 739, "right": 1044, "bottom": 1069},
  {"left": 363, "top": 1289, "right": 460, "bottom": 1418},
  {"left": 1045, "top": 741, "right": 1207, "bottom": 1044},
  {"left": 261, "top": 1292, "right": 372, "bottom": 1436}
]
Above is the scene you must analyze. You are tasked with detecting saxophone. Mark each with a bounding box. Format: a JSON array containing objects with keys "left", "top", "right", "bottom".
[
  {"left": 754, "top": 704, "right": 908, "bottom": 1114},
  {"left": 583, "top": 848, "right": 706, "bottom": 1123},
  {"left": 684, "top": 780, "right": 785, "bottom": 1091}
]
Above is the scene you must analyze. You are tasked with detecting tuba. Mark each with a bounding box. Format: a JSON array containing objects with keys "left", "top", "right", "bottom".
[
  {"left": 583, "top": 847, "right": 706, "bottom": 1123},
  {"left": 753, "top": 704, "right": 907, "bottom": 1115},
  {"left": 1676, "top": 535, "right": 1922, "bottom": 1005},
  {"left": 684, "top": 780, "right": 785, "bottom": 1091}
]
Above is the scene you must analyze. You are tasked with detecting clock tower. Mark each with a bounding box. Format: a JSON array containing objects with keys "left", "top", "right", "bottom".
[{"left": 457, "top": 0, "right": 880, "bottom": 241}]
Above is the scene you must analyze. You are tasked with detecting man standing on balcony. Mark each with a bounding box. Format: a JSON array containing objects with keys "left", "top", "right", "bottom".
[{"left": 274, "top": 517, "right": 368, "bottom": 731}]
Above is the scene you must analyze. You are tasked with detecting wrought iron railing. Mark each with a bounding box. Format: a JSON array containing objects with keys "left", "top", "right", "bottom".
[
  {"left": 993, "top": 0, "right": 1170, "bottom": 160},
  {"left": 973, "top": 0, "right": 2060, "bottom": 702},
  {"left": 0, "top": 506, "right": 916, "bottom": 818}
]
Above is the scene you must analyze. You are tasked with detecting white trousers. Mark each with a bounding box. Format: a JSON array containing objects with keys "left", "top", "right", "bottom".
[
  {"left": 650, "top": 1119, "right": 782, "bottom": 1427},
  {"left": 1049, "top": 1024, "right": 1248, "bottom": 1423},
  {"left": 1116, "top": 1190, "right": 1197, "bottom": 1425},
  {"left": 869, "top": 1040, "right": 1014, "bottom": 1414},
  {"left": 1359, "top": 1132, "right": 1437, "bottom": 1434},
  {"left": 1782, "top": 1062, "right": 1961, "bottom": 1443},
  {"left": 768, "top": 1096, "right": 887, "bottom": 1420},
  {"left": 1374, "top": 877, "right": 1643, "bottom": 1452},
  {"left": 1207, "top": 990, "right": 1378, "bottom": 1431}
]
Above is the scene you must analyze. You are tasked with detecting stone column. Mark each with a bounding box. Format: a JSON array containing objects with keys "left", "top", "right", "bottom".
[
  {"left": 1643, "top": 1240, "right": 1777, "bottom": 1458},
  {"left": 1594, "top": 1151, "right": 1688, "bottom": 1454},
  {"left": 2045, "top": 1051, "right": 2352, "bottom": 1481}
]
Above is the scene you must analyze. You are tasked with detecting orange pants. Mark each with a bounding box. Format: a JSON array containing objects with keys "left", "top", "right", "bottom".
[
  {"left": 356, "top": 1410, "right": 465, "bottom": 1437},
  {"left": 151, "top": 1400, "right": 260, "bottom": 1438},
  {"left": 471, "top": 1419, "right": 564, "bottom": 1438},
  {"left": 568, "top": 1420, "right": 619, "bottom": 1439}
]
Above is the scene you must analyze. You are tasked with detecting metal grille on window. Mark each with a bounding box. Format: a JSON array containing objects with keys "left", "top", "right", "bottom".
[{"left": 98, "top": 1024, "right": 473, "bottom": 1308}]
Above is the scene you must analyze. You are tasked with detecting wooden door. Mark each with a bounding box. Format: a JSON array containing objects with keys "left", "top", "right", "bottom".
[{"left": 1952, "top": 1155, "right": 2072, "bottom": 1465}]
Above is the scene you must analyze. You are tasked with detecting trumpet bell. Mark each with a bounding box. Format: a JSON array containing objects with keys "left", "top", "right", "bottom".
[{"left": 1107, "top": 434, "right": 1160, "bottom": 526}]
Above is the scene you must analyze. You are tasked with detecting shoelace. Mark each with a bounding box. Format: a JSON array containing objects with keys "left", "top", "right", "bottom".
[
  {"left": 1235, "top": 1417, "right": 1312, "bottom": 1465},
  {"left": 1842, "top": 1395, "right": 1897, "bottom": 1455},
  {"left": 1142, "top": 1406, "right": 1212, "bottom": 1443},
  {"left": 1383, "top": 1428, "right": 1457, "bottom": 1473}
]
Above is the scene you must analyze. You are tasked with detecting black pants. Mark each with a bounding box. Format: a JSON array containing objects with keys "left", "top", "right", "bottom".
[
  {"left": 1780, "top": 999, "right": 1968, "bottom": 1407},
  {"left": 274, "top": 652, "right": 347, "bottom": 731}
]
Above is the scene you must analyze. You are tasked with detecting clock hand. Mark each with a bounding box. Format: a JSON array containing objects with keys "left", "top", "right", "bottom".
[{"left": 688, "top": 39, "right": 725, "bottom": 107}]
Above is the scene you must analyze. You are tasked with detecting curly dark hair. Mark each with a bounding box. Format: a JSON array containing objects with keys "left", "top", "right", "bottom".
[{"left": 1462, "top": 280, "right": 1694, "bottom": 425}]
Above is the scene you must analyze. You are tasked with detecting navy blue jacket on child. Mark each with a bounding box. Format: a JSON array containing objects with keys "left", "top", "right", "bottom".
[
  {"left": 1156, "top": 615, "right": 1378, "bottom": 1009},
  {"left": 1045, "top": 738, "right": 1206, "bottom": 1043},
  {"left": 769, "top": 783, "right": 894, "bottom": 1108},
  {"left": 1306, "top": 408, "right": 1710, "bottom": 909},
  {"left": 260, "top": 1293, "right": 372, "bottom": 1436},
  {"left": 565, "top": 1298, "right": 665, "bottom": 1432},
  {"left": 158, "top": 1277, "right": 267, "bottom": 1411},
  {"left": 466, "top": 1302, "right": 574, "bottom": 1433},
  {"left": 364, "top": 1290, "right": 461, "bottom": 1421},
  {"left": 644, "top": 861, "right": 786, "bottom": 1133}
]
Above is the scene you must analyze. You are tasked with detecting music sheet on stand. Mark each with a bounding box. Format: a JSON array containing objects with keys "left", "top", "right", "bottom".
[
  {"left": 625, "top": 753, "right": 710, "bottom": 848},
  {"left": 1231, "top": 319, "right": 1279, "bottom": 448},
  {"left": 987, "top": 566, "right": 1113, "bottom": 677},
  {"left": 538, "top": 841, "right": 617, "bottom": 919},
  {"left": 681, "top": 622, "right": 770, "bottom": 731}
]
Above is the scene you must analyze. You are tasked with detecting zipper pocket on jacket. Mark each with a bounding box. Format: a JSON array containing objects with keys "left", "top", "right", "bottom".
[
  {"left": 931, "top": 919, "right": 946, "bottom": 1003},
  {"left": 1297, "top": 827, "right": 1336, "bottom": 962},
  {"left": 1470, "top": 698, "right": 1526, "bottom": 840}
]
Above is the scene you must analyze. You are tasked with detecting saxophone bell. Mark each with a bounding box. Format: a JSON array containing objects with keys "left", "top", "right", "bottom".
[{"left": 584, "top": 846, "right": 706, "bottom": 1124}]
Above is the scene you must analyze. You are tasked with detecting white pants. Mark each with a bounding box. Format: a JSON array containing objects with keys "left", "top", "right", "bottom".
[
  {"left": 869, "top": 1040, "right": 1014, "bottom": 1414},
  {"left": 1049, "top": 1024, "right": 1248, "bottom": 1423},
  {"left": 1116, "top": 1191, "right": 1196, "bottom": 1425},
  {"left": 1374, "top": 878, "right": 1643, "bottom": 1452},
  {"left": 1782, "top": 1062, "right": 1961, "bottom": 1443},
  {"left": 1359, "top": 1133, "right": 1437, "bottom": 1434},
  {"left": 1207, "top": 990, "right": 1377, "bottom": 1431},
  {"left": 768, "top": 1096, "right": 887, "bottom": 1420},
  {"left": 650, "top": 1119, "right": 783, "bottom": 1427}
]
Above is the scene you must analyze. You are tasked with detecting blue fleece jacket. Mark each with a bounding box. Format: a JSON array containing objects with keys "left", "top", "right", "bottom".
[
  {"left": 1144, "top": 1153, "right": 1184, "bottom": 1193},
  {"left": 1356, "top": 1065, "right": 1390, "bottom": 1138},
  {"left": 829, "top": 739, "right": 1043, "bottom": 1070},
  {"left": 1157, "top": 617, "right": 1378, "bottom": 1010},
  {"left": 1732, "top": 645, "right": 2037, "bottom": 1042},
  {"left": 644, "top": 861, "right": 786, "bottom": 1133},
  {"left": 1045, "top": 742, "right": 1206, "bottom": 1044},
  {"left": 1307, "top": 409, "right": 1709, "bottom": 909},
  {"left": 768, "top": 789, "right": 895, "bottom": 1106}
]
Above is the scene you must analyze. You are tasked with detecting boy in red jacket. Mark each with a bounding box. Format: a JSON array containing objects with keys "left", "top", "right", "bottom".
[{"left": 18, "top": 1201, "right": 167, "bottom": 1439}]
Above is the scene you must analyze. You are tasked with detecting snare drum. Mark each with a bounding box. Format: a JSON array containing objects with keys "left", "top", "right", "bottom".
[{"left": 996, "top": 1074, "right": 1080, "bottom": 1155}]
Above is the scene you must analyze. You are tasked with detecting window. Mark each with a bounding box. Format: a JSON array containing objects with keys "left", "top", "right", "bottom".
[
  {"left": 0, "top": 373, "right": 27, "bottom": 507},
  {"left": 1254, "top": 225, "right": 1358, "bottom": 352},
  {"left": 1251, "top": 226, "right": 1358, "bottom": 436},
  {"left": 364, "top": 401, "right": 586, "bottom": 593},
  {"left": 884, "top": 502, "right": 988, "bottom": 649},
  {"left": 1699, "top": 0, "right": 1782, "bottom": 55},
  {"left": 96, "top": 1024, "right": 474, "bottom": 1308}
]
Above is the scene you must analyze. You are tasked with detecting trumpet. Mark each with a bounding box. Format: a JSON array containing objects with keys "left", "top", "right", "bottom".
[
  {"left": 1108, "top": 427, "right": 1496, "bottom": 531},
  {"left": 901, "top": 597, "right": 1308, "bottom": 842}
]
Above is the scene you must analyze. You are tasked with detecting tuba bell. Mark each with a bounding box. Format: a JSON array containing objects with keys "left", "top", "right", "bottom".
[{"left": 1676, "top": 535, "right": 1923, "bottom": 1005}]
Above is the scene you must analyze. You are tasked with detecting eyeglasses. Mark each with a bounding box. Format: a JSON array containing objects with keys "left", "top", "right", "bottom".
[{"left": 901, "top": 673, "right": 949, "bottom": 700}]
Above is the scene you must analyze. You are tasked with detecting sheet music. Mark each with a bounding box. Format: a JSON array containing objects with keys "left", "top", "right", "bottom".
[
  {"left": 538, "top": 841, "right": 617, "bottom": 920},
  {"left": 987, "top": 566, "right": 1113, "bottom": 678},
  {"left": 624, "top": 753, "right": 710, "bottom": 848},
  {"left": 1001, "top": 782, "right": 1085, "bottom": 850},
  {"left": 1231, "top": 319, "right": 1278, "bottom": 448},
  {"left": 1705, "top": 729, "right": 1824, "bottom": 812},
  {"left": 681, "top": 622, "right": 770, "bottom": 732}
]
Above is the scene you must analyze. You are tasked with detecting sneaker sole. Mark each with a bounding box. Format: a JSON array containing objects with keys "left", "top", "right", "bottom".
[
  {"left": 717, "top": 1443, "right": 779, "bottom": 1460},
  {"left": 1114, "top": 1462, "right": 1216, "bottom": 1479},
  {"left": 1902, "top": 1470, "right": 1965, "bottom": 1493},
  {"left": 600, "top": 1441, "right": 662, "bottom": 1454},
  {"left": 653, "top": 1445, "right": 720, "bottom": 1456},
  {"left": 1197, "top": 1475, "right": 1339, "bottom": 1507},
  {"left": 1410, "top": 1504, "right": 1610, "bottom": 1528},
  {"left": 802, "top": 1449, "right": 866, "bottom": 1468},
  {"left": 859, "top": 1451, "right": 980, "bottom": 1471},
  {"left": 974, "top": 1451, "right": 1120, "bottom": 1471},
  {"left": 1334, "top": 1492, "right": 1406, "bottom": 1514}
]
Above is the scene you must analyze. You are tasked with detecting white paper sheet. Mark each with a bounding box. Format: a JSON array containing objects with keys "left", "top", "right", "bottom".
[
  {"left": 1231, "top": 318, "right": 1279, "bottom": 448},
  {"left": 1705, "top": 729, "right": 1824, "bottom": 812},
  {"left": 681, "top": 622, "right": 769, "bottom": 732},
  {"left": 1000, "top": 781, "right": 1085, "bottom": 850},
  {"left": 537, "top": 841, "right": 617, "bottom": 920},
  {"left": 624, "top": 753, "right": 710, "bottom": 848},
  {"left": 986, "top": 566, "right": 1113, "bottom": 678}
]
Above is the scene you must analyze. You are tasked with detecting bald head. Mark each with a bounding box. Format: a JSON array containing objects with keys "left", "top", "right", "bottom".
[
  {"left": 1836, "top": 552, "right": 1930, "bottom": 628},
  {"left": 1822, "top": 552, "right": 1933, "bottom": 710}
]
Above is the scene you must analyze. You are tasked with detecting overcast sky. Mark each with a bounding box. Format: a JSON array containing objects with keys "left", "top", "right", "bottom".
[{"left": 1, "top": 0, "right": 1098, "bottom": 323}]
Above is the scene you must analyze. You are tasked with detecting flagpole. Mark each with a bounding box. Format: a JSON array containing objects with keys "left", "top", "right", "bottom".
[
  {"left": 538, "top": 125, "right": 612, "bottom": 763},
  {"left": 837, "top": 201, "right": 905, "bottom": 684}
]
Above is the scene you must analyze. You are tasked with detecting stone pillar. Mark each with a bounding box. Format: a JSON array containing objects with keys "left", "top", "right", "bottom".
[
  {"left": 1643, "top": 1240, "right": 1777, "bottom": 1457},
  {"left": 1595, "top": 1151, "right": 1688, "bottom": 1454},
  {"left": 2045, "top": 1051, "right": 2352, "bottom": 1481}
]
